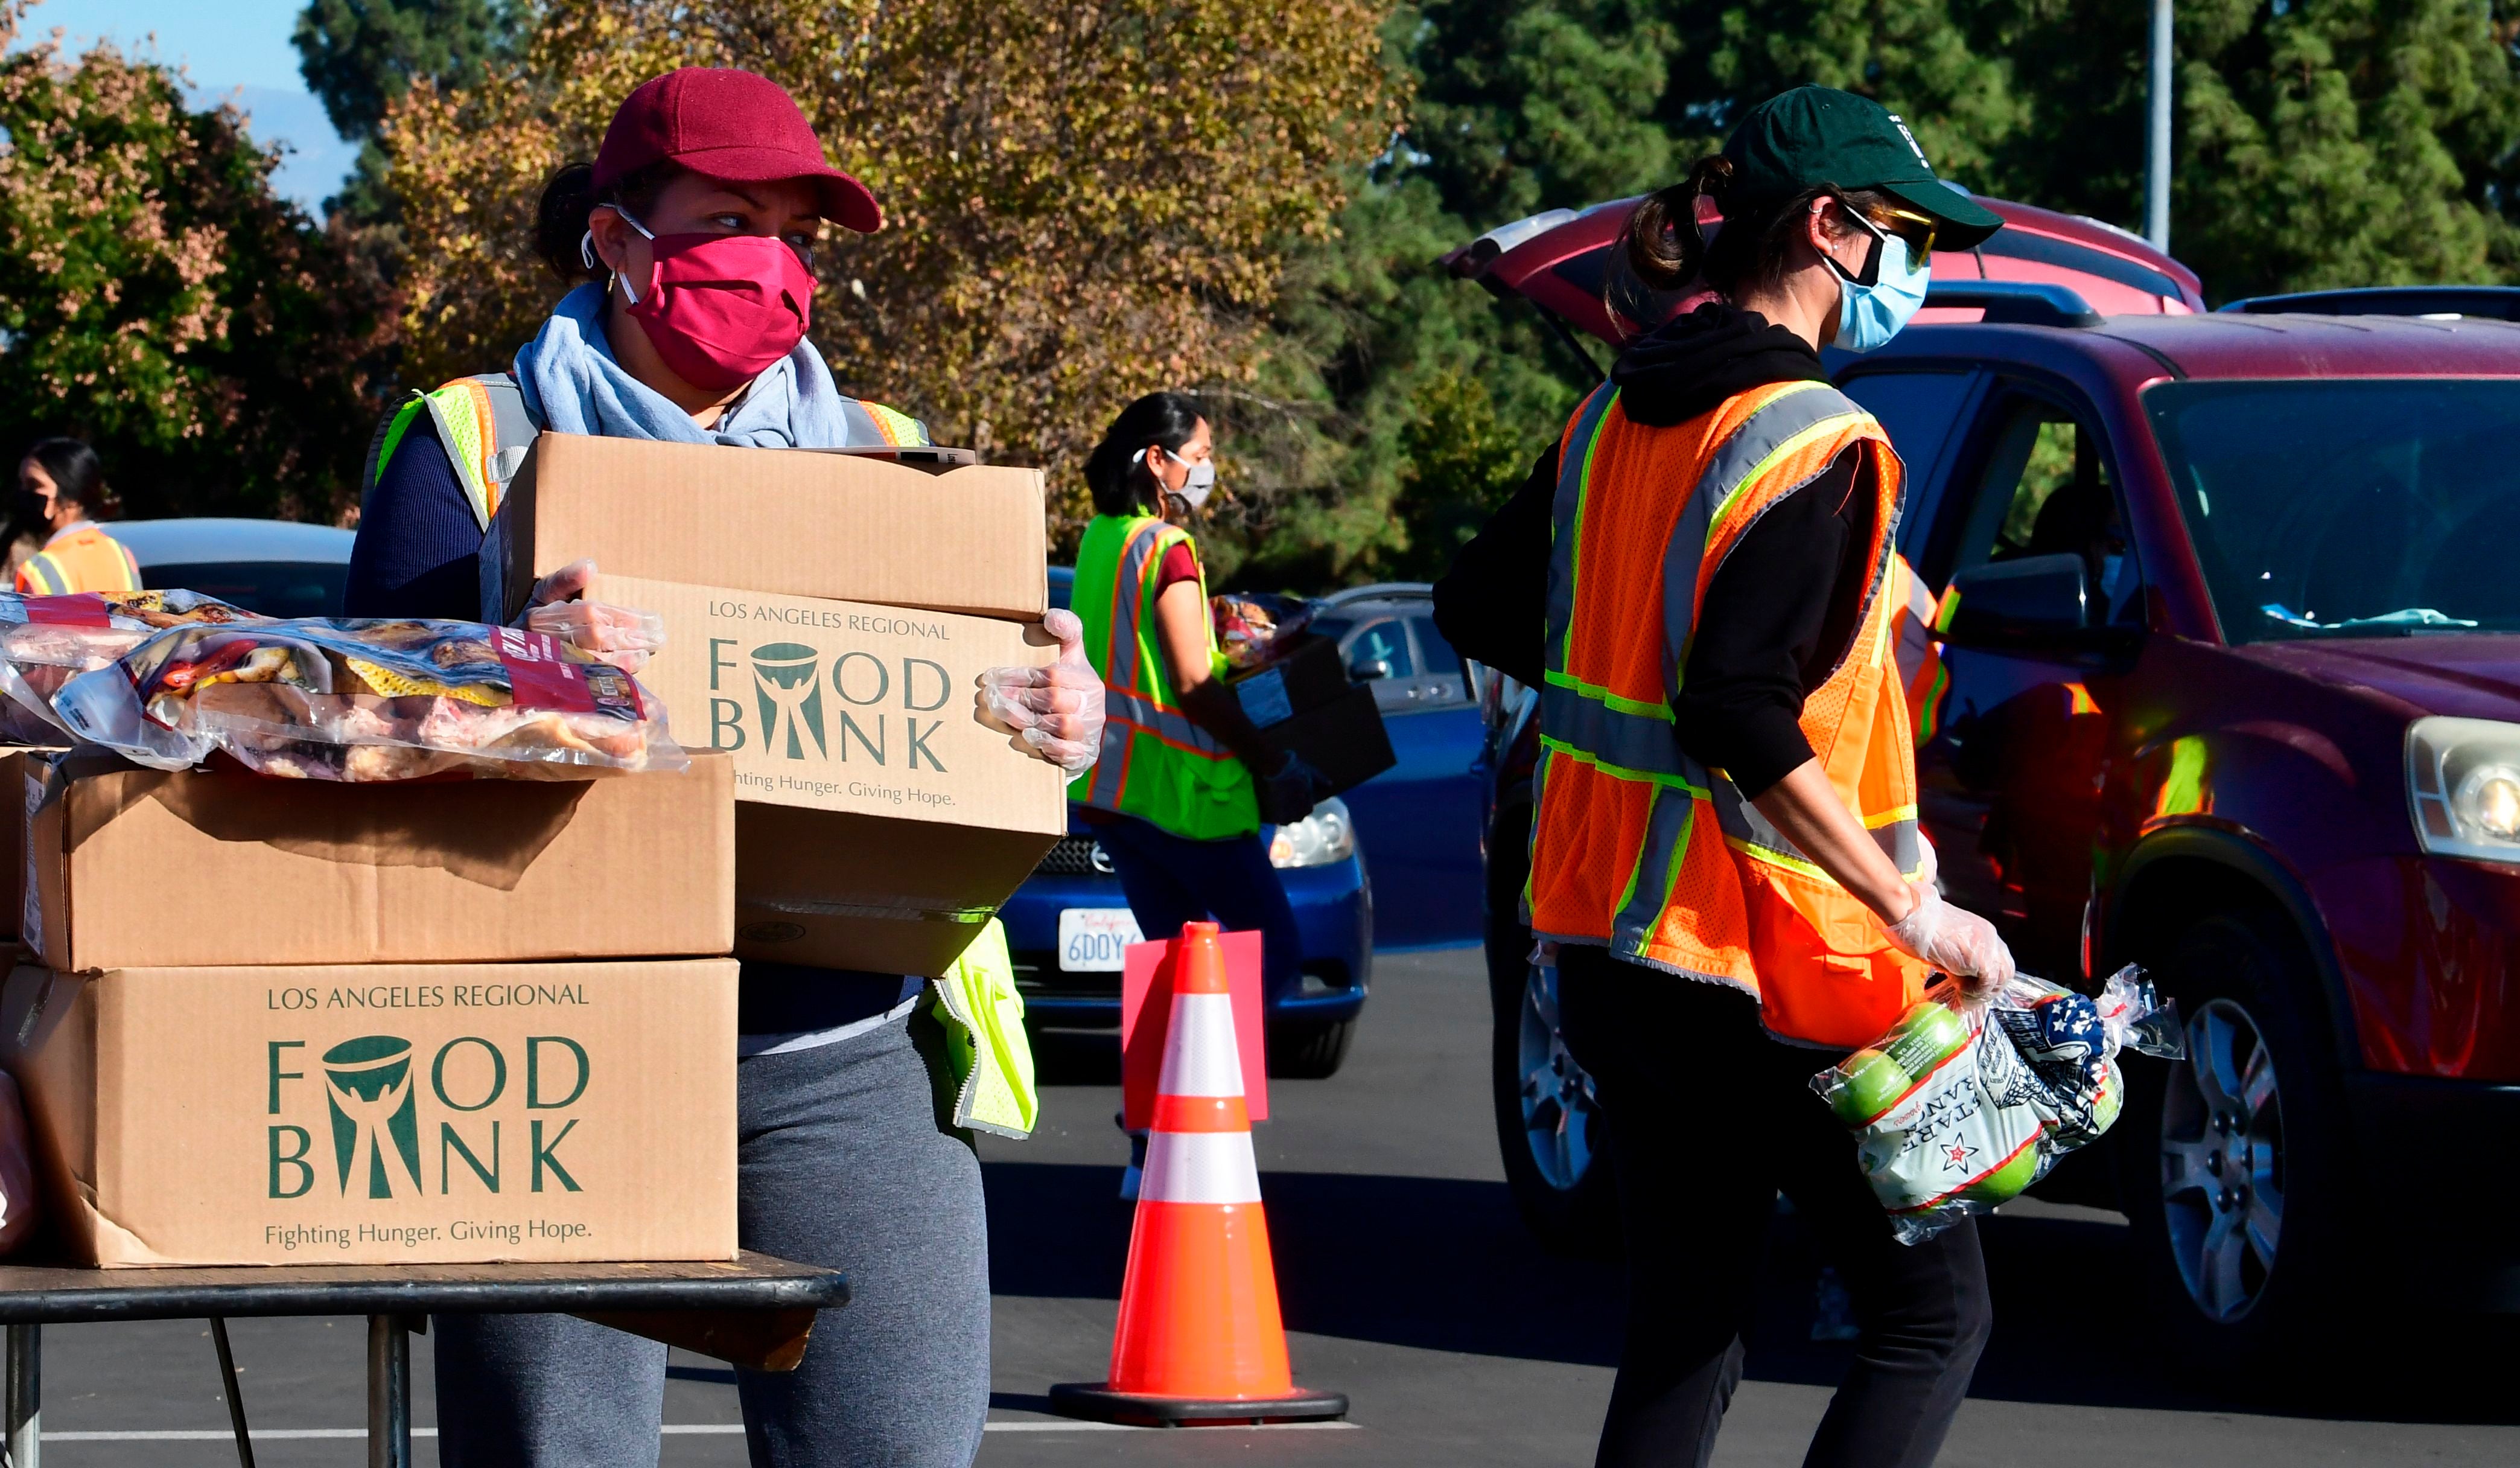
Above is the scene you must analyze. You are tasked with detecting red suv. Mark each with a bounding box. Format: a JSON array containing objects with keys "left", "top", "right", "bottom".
[{"left": 1466, "top": 199, "right": 2520, "bottom": 1367}]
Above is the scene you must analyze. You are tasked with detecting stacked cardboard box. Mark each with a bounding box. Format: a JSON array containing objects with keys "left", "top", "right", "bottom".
[
  {"left": 0, "top": 751, "right": 740, "bottom": 1266},
  {"left": 482, "top": 433, "right": 1071, "bottom": 977}
]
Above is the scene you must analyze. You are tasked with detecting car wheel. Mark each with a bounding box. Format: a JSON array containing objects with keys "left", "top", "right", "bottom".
[
  {"left": 2120, "top": 910, "right": 2354, "bottom": 1375},
  {"left": 1486, "top": 802, "right": 1620, "bottom": 1257},
  {"left": 1267, "top": 1018, "right": 1355, "bottom": 1079}
]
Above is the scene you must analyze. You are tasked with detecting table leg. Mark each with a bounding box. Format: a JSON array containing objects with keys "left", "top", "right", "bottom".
[
  {"left": 5, "top": 1323, "right": 36, "bottom": 1468},
  {"left": 366, "top": 1315, "right": 408, "bottom": 1468},
  {"left": 210, "top": 1318, "right": 255, "bottom": 1468}
]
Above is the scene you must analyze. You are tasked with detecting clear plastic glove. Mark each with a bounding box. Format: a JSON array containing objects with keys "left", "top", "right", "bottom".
[
  {"left": 512, "top": 560, "right": 661, "bottom": 672},
  {"left": 1915, "top": 830, "right": 1938, "bottom": 890},
  {"left": 524, "top": 558, "right": 596, "bottom": 610},
  {"left": 976, "top": 608, "right": 1106, "bottom": 775},
  {"left": 523, "top": 599, "right": 666, "bottom": 674},
  {"left": 1879, "top": 881, "right": 2016, "bottom": 998}
]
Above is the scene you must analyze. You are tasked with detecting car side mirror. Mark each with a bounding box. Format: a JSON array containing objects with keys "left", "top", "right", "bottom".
[
  {"left": 1350, "top": 657, "right": 1392, "bottom": 681},
  {"left": 1941, "top": 554, "right": 2090, "bottom": 649}
]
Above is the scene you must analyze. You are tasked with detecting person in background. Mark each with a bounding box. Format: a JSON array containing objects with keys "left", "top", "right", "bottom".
[
  {"left": 1436, "top": 87, "right": 2016, "bottom": 1467},
  {"left": 1069, "top": 395, "right": 1323, "bottom": 1074},
  {"left": 14, "top": 439, "right": 139, "bottom": 595},
  {"left": 350, "top": 66, "right": 1099, "bottom": 1468}
]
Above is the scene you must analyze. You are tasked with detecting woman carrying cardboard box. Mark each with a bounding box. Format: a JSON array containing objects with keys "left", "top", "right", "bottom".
[{"left": 349, "top": 66, "right": 1099, "bottom": 1468}]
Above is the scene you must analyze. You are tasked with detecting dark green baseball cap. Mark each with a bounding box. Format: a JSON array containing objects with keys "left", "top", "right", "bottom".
[{"left": 1722, "top": 86, "right": 2003, "bottom": 250}]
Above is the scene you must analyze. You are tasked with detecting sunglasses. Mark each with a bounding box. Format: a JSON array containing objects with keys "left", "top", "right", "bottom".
[{"left": 1831, "top": 200, "right": 1938, "bottom": 287}]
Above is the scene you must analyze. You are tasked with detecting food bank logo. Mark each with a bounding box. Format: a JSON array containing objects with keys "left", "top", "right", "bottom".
[
  {"left": 751, "top": 643, "right": 826, "bottom": 758},
  {"left": 268, "top": 1035, "right": 588, "bottom": 1200},
  {"left": 708, "top": 639, "right": 954, "bottom": 770},
  {"left": 323, "top": 1037, "right": 422, "bottom": 1200}
]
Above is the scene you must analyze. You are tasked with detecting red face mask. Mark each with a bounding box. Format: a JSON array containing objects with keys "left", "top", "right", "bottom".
[{"left": 616, "top": 212, "right": 815, "bottom": 392}]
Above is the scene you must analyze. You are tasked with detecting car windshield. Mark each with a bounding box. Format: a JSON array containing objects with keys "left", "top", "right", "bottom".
[
  {"left": 142, "top": 561, "right": 346, "bottom": 618},
  {"left": 2146, "top": 379, "right": 2520, "bottom": 642}
]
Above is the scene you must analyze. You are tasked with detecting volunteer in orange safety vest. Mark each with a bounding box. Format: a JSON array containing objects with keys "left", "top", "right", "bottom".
[
  {"left": 1435, "top": 88, "right": 2017, "bottom": 1467},
  {"left": 13, "top": 439, "right": 140, "bottom": 595}
]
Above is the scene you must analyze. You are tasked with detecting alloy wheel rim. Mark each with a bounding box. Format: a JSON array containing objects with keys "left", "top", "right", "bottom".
[
  {"left": 2159, "top": 997, "right": 2286, "bottom": 1323},
  {"left": 1517, "top": 964, "right": 1602, "bottom": 1191}
]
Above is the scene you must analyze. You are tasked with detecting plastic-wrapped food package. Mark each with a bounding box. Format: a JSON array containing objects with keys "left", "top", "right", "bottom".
[
  {"left": 1811, "top": 966, "right": 2182, "bottom": 1243},
  {"left": 0, "top": 590, "right": 258, "bottom": 743},
  {"left": 51, "top": 618, "right": 687, "bottom": 780},
  {"left": 1212, "top": 592, "right": 1316, "bottom": 671}
]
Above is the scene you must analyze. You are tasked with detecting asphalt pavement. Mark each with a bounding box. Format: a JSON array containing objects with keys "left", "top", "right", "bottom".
[{"left": 21, "top": 945, "right": 2520, "bottom": 1464}]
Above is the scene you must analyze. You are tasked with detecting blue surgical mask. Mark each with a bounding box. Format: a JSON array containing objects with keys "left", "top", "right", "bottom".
[{"left": 1829, "top": 231, "right": 1929, "bottom": 354}]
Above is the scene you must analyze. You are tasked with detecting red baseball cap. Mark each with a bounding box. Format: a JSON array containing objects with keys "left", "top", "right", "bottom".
[{"left": 594, "top": 68, "right": 881, "bottom": 233}]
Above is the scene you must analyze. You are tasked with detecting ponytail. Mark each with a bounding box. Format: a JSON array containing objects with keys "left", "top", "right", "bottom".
[
  {"left": 1620, "top": 156, "right": 1735, "bottom": 293},
  {"left": 1618, "top": 152, "right": 1894, "bottom": 311},
  {"left": 1084, "top": 392, "right": 1208, "bottom": 518}
]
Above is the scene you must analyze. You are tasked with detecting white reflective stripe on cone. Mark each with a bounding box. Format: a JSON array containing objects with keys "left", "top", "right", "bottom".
[
  {"left": 1139, "top": 1128, "right": 1263, "bottom": 1205},
  {"left": 1156, "top": 992, "right": 1246, "bottom": 1097}
]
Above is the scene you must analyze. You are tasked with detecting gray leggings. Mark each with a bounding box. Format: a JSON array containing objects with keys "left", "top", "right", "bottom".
[{"left": 433, "top": 1009, "right": 991, "bottom": 1467}]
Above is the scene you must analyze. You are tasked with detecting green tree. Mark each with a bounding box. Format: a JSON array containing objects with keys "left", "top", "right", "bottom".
[
  {"left": 1234, "top": 0, "right": 2520, "bottom": 594},
  {"left": 294, "top": 0, "right": 518, "bottom": 219},
  {"left": 0, "top": 6, "right": 390, "bottom": 522},
  {"left": 384, "top": 0, "right": 1399, "bottom": 541}
]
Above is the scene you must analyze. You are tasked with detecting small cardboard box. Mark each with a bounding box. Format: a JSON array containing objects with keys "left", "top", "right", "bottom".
[
  {"left": 0, "top": 958, "right": 738, "bottom": 1267},
  {"left": 599, "top": 574, "right": 1066, "bottom": 974},
  {"left": 1228, "top": 634, "right": 1352, "bottom": 730},
  {"left": 483, "top": 434, "right": 1049, "bottom": 624},
  {"left": 1254, "top": 685, "right": 1396, "bottom": 825},
  {"left": 24, "top": 753, "right": 734, "bottom": 972}
]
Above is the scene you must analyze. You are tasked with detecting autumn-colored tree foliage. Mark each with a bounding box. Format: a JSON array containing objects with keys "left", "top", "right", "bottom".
[
  {"left": 0, "top": 4, "right": 388, "bottom": 522},
  {"left": 384, "top": 0, "right": 1399, "bottom": 540}
]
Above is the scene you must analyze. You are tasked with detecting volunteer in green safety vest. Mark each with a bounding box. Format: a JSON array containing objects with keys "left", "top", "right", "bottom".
[
  {"left": 348, "top": 66, "right": 1091, "bottom": 1468},
  {"left": 1069, "top": 392, "right": 1325, "bottom": 1019}
]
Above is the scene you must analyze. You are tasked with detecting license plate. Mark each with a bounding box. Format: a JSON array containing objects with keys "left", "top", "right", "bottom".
[{"left": 1057, "top": 908, "right": 1145, "bottom": 972}]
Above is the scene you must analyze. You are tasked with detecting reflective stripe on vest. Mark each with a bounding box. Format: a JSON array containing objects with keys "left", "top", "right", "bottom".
[
  {"left": 15, "top": 525, "right": 141, "bottom": 596},
  {"left": 1888, "top": 554, "right": 1951, "bottom": 747},
  {"left": 1529, "top": 378, "right": 1930, "bottom": 1048},
  {"left": 1066, "top": 515, "right": 1256, "bottom": 839},
  {"left": 366, "top": 376, "right": 932, "bottom": 532},
  {"left": 366, "top": 374, "right": 537, "bottom": 531}
]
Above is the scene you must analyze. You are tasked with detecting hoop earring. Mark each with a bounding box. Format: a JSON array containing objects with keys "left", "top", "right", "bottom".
[{"left": 579, "top": 230, "right": 599, "bottom": 272}]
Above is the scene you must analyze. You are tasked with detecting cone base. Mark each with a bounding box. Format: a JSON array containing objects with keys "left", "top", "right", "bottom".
[{"left": 1046, "top": 1382, "right": 1349, "bottom": 1427}]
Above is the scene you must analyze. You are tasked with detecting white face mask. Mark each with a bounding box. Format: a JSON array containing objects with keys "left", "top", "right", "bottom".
[{"left": 1136, "top": 446, "right": 1216, "bottom": 511}]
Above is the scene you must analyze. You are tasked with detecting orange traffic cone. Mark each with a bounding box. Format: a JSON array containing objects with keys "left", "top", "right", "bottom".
[{"left": 1049, "top": 922, "right": 1346, "bottom": 1426}]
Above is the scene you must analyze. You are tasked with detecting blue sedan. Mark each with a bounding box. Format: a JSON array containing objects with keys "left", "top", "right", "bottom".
[
  {"left": 999, "top": 569, "right": 1373, "bottom": 1078},
  {"left": 1307, "top": 584, "right": 1487, "bottom": 949}
]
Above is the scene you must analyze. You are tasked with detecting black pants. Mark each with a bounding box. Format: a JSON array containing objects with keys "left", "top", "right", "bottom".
[
  {"left": 1092, "top": 813, "right": 1305, "bottom": 1001},
  {"left": 1557, "top": 945, "right": 1991, "bottom": 1468}
]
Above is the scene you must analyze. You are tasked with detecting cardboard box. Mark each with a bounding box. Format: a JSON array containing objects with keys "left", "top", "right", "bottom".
[
  {"left": 1228, "top": 634, "right": 1352, "bottom": 730},
  {"left": 0, "top": 958, "right": 738, "bottom": 1267},
  {"left": 24, "top": 752, "right": 734, "bottom": 971},
  {"left": 1254, "top": 685, "right": 1396, "bottom": 825},
  {"left": 483, "top": 433, "right": 1049, "bottom": 624},
  {"left": 600, "top": 575, "right": 1066, "bottom": 974}
]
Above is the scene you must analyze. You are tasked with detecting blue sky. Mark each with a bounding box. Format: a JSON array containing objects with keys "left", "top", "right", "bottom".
[{"left": 14, "top": 0, "right": 355, "bottom": 212}]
